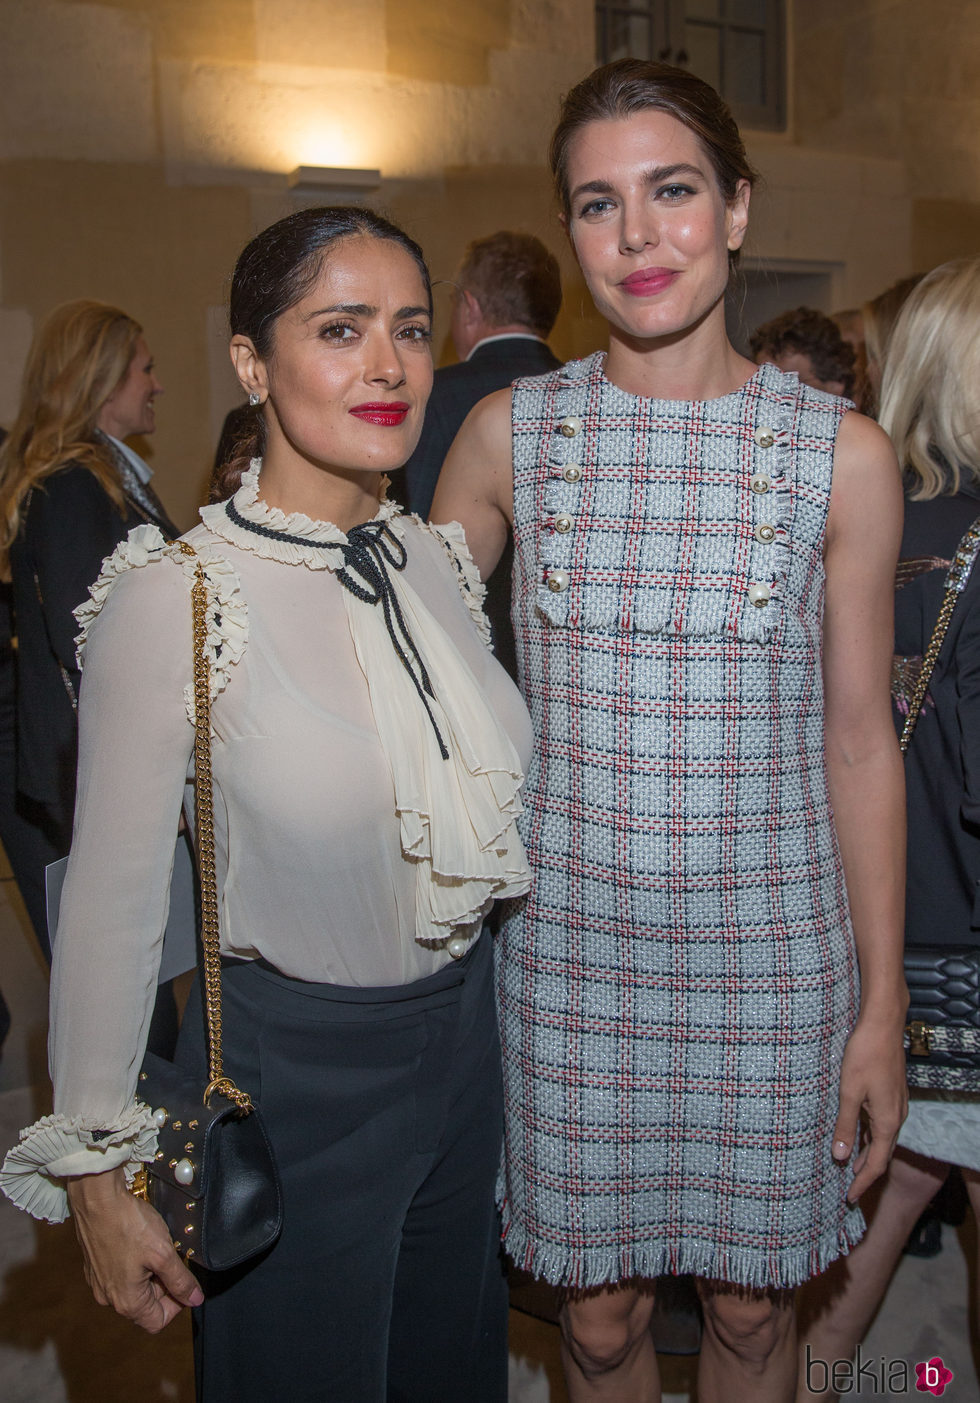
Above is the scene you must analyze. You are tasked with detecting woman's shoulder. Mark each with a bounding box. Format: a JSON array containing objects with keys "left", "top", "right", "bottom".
[
  {"left": 74, "top": 523, "right": 248, "bottom": 702},
  {"left": 901, "top": 485, "right": 980, "bottom": 558},
  {"left": 25, "top": 458, "right": 117, "bottom": 518}
]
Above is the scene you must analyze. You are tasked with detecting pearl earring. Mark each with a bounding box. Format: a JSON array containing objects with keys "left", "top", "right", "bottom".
[{"left": 248, "top": 392, "right": 261, "bottom": 407}]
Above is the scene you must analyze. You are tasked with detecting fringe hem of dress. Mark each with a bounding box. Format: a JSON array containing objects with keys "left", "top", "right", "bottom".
[{"left": 499, "top": 1208, "right": 867, "bottom": 1292}]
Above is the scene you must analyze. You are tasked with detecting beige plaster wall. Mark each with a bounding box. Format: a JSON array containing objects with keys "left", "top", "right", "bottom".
[
  {"left": 0, "top": 0, "right": 594, "bottom": 524},
  {"left": 744, "top": 141, "right": 912, "bottom": 308},
  {"left": 0, "top": 0, "right": 976, "bottom": 522},
  {"left": 794, "top": 0, "right": 980, "bottom": 274}
]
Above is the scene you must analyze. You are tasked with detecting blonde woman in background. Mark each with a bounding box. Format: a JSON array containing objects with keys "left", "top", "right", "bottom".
[
  {"left": 0, "top": 300, "right": 176, "bottom": 959},
  {"left": 799, "top": 258, "right": 980, "bottom": 1400},
  {"left": 860, "top": 274, "right": 924, "bottom": 416}
]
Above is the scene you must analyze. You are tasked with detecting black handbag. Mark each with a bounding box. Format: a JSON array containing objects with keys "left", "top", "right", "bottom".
[
  {"left": 130, "top": 542, "right": 283, "bottom": 1270},
  {"left": 899, "top": 515, "right": 980, "bottom": 1092},
  {"left": 904, "top": 946, "right": 980, "bottom": 1092},
  {"left": 134, "top": 1052, "right": 282, "bottom": 1271}
]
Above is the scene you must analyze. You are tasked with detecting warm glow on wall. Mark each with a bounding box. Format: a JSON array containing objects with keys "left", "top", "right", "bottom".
[{"left": 290, "top": 120, "right": 368, "bottom": 172}]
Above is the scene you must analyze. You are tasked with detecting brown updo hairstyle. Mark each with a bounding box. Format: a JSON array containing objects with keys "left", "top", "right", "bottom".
[
  {"left": 211, "top": 205, "right": 432, "bottom": 502},
  {"left": 549, "top": 58, "right": 758, "bottom": 267}
]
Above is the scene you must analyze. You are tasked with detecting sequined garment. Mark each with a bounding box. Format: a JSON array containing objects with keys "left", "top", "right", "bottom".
[
  {"left": 890, "top": 557, "right": 950, "bottom": 715},
  {"left": 497, "top": 354, "right": 863, "bottom": 1290}
]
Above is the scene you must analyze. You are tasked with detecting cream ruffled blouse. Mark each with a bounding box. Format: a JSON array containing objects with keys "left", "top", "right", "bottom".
[{"left": 1, "top": 464, "right": 532, "bottom": 1224}]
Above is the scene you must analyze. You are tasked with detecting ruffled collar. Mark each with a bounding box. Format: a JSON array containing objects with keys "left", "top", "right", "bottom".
[{"left": 200, "top": 459, "right": 403, "bottom": 569}]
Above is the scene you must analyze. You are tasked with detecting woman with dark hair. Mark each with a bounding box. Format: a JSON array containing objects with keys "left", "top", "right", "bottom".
[
  {"left": 749, "top": 306, "right": 856, "bottom": 398},
  {"left": 1, "top": 207, "right": 531, "bottom": 1402},
  {"left": 0, "top": 300, "right": 175, "bottom": 957},
  {"left": 433, "top": 60, "right": 907, "bottom": 1402}
]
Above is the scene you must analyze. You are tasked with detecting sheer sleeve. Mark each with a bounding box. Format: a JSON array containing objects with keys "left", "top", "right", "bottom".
[{"left": 1, "top": 546, "right": 197, "bottom": 1220}]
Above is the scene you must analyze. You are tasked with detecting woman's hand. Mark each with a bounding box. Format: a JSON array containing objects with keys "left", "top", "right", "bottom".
[
  {"left": 67, "top": 1166, "right": 204, "bottom": 1332},
  {"left": 832, "top": 1010, "right": 909, "bottom": 1204}
]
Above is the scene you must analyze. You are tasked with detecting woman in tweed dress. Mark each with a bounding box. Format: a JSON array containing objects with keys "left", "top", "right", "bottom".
[{"left": 433, "top": 60, "right": 907, "bottom": 1402}]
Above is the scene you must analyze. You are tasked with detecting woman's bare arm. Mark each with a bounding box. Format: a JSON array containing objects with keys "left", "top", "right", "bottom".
[
  {"left": 822, "top": 409, "right": 908, "bottom": 1203},
  {"left": 429, "top": 387, "right": 514, "bottom": 581}
]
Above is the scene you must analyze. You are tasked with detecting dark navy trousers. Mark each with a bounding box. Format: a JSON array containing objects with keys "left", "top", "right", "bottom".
[{"left": 176, "top": 933, "right": 508, "bottom": 1402}]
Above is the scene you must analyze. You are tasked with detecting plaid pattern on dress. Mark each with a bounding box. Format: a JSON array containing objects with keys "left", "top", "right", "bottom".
[{"left": 497, "top": 353, "right": 863, "bottom": 1290}]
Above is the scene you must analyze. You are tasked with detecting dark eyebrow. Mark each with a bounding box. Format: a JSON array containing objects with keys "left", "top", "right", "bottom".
[
  {"left": 305, "top": 303, "right": 431, "bottom": 321},
  {"left": 306, "top": 303, "right": 374, "bottom": 319},
  {"left": 569, "top": 163, "right": 705, "bottom": 206}
]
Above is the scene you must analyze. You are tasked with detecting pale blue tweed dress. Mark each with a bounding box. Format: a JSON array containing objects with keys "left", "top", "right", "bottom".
[{"left": 497, "top": 353, "right": 864, "bottom": 1290}]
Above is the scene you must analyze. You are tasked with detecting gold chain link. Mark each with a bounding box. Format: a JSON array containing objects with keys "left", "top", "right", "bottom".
[
  {"left": 899, "top": 520, "right": 980, "bottom": 755},
  {"left": 180, "top": 542, "right": 253, "bottom": 1115},
  {"left": 899, "top": 590, "right": 956, "bottom": 754}
]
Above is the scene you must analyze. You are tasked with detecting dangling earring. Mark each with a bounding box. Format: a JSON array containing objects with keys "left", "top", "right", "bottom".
[{"left": 248, "top": 392, "right": 261, "bottom": 407}]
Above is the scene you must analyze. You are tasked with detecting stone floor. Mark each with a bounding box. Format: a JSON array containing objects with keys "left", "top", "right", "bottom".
[{"left": 1, "top": 870, "right": 977, "bottom": 1401}]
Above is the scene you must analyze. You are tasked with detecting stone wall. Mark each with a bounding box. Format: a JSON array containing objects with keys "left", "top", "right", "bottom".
[
  {"left": 794, "top": 0, "right": 980, "bottom": 269},
  {"left": 0, "top": 0, "right": 975, "bottom": 522}
]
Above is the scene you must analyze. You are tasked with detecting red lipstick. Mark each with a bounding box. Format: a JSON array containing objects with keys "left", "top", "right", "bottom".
[
  {"left": 620, "top": 268, "right": 679, "bottom": 297},
  {"left": 349, "top": 402, "right": 410, "bottom": 426}
]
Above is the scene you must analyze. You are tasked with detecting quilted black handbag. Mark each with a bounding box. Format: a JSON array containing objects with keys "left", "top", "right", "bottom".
[
  {"left": 904, "top": 946, "right": 980, "bottom": 1092},
  {"left": 899, "top": 516, "right": 980, "bottom": 1093},
  {"left": 129, "top": 544, "right": 283, "bottom": 1270}
]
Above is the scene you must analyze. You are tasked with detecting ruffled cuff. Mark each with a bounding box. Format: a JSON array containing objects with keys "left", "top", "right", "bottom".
[
  {"left": 422, "top": 521, "right": 493, "bottom": 648},
  {"left": 0, "top": 1104, "right": 158, "bottom": 1224}
]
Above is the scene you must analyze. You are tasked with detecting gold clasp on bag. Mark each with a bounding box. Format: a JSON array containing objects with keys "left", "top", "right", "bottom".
[
  {"left": 907, "top": 1020, "right": 933, "bottom": 1057},
  {"left": 129, "top": 1166, "right": 150, "bottom": 1201}
]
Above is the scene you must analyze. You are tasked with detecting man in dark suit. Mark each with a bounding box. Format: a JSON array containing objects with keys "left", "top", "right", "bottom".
[{"left": 399, "top": 231, "right": 562, "bottom": 676}]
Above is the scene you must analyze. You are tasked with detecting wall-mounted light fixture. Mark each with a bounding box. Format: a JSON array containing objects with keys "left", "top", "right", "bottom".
[{"left": 288, "top": 166, "right": 382, "bottom": 196}]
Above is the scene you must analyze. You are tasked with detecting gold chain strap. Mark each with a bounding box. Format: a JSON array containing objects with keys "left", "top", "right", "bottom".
[
  {"left": 900, "top": 516, "right": 980, "bottom": 755},
  {"left": 179, "top": 542, "right": 253, "bottom": 1114}
]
